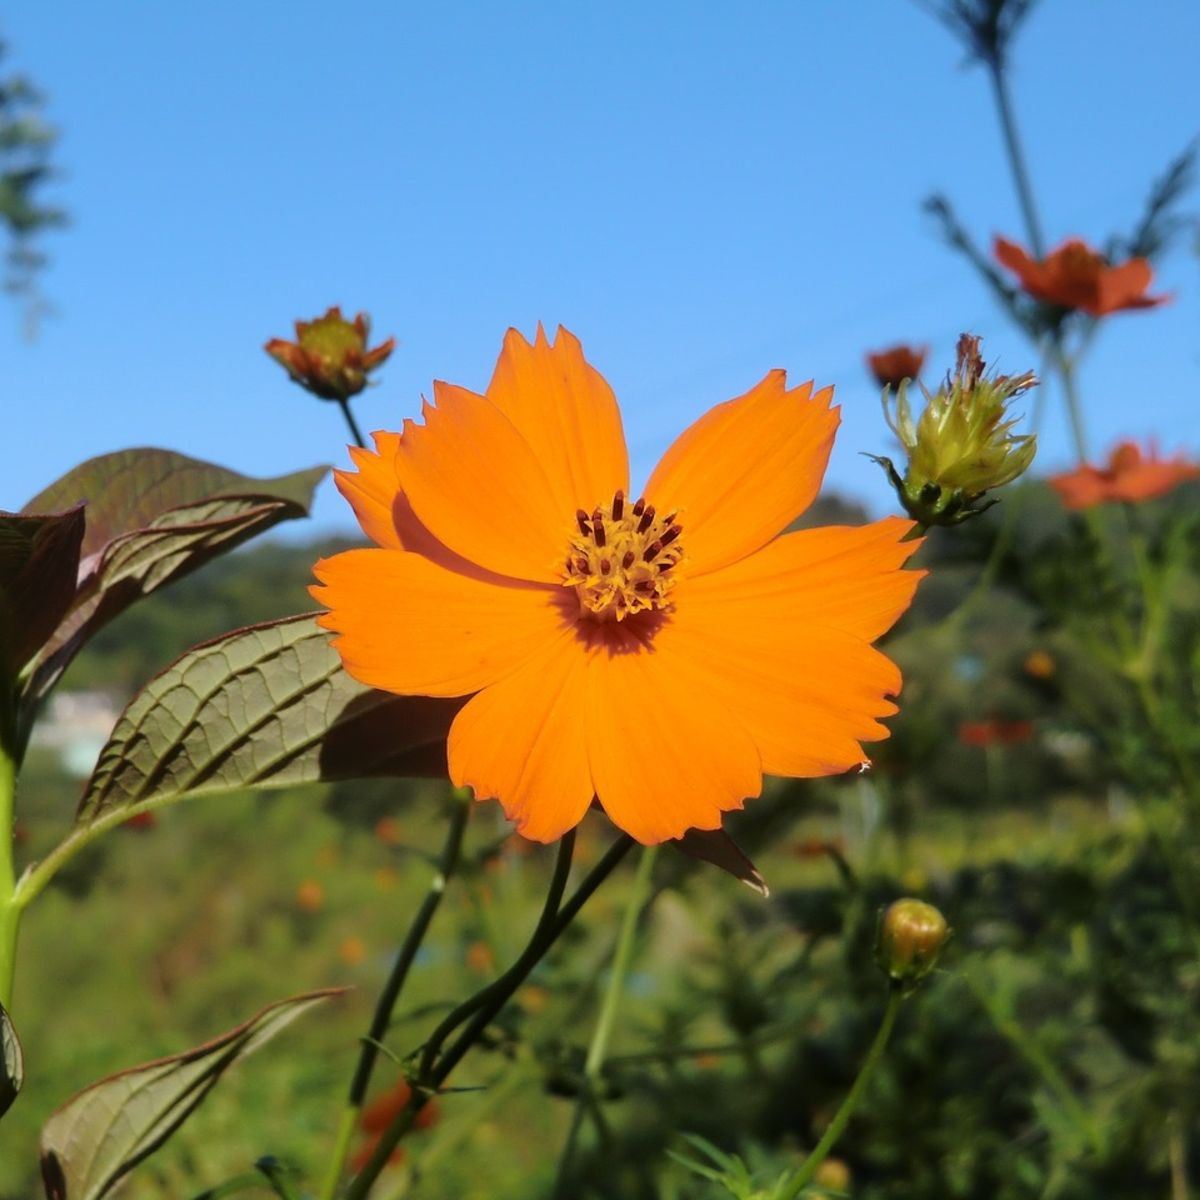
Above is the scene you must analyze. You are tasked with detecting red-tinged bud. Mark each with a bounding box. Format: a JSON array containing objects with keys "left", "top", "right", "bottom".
[{"left": 265, "top": 306, "right": 394, "bottom": 402}]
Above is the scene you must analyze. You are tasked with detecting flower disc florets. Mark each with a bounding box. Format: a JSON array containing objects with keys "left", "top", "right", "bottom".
[{"left": 563, "top": 489, "right": 684, "bottom": 621}]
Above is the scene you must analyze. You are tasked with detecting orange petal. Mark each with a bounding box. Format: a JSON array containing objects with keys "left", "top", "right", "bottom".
[
  {"left": 993, "top": 235, "right": 1037, "bottom": 283},
  {"left": 393, "top": 382, "right": 567, "bottom": 583},
  {"left": 658, "top": 524, "right": 919, "bottom": 775},
  {"left": 643, "top": 371, "right": 839, "bottom": 577},
  {"left": 682, "top": 517, "right": 923, "bottom": 641},
  {"left": 449, "top": 628, "right": 594, "bottom": 843},
  {"left": 311, "top": 548, "right": 567, "bottom": 697},
  {"left": 486, "top": 326, "right": 629, "bottom": 514},
  {"left": 334, "top": 432, "right": 405, "bottom": 549},
  {"left": 585, "top": 623, "right": 762, "bottom": 844}
]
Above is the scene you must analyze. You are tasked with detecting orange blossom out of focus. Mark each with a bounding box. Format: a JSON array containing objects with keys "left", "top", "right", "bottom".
[
  {"left": 993, "top": 236, "right": 1171, "bottom": 317},
  {"left": 866, "top": 344, "right": 927, "bottom": 390},
  {"left": 311, "top": 326, "right": 925, "bottom": 845},
  {"left": 1049, "top": 440, "right": 1200, "bottom": 509}
]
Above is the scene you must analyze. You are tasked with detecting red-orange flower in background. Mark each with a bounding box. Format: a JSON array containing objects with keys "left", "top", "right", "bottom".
[
  {"left": 958, "top": 719, "right": 1035, "bottom": 749},
  {"left": 265, "top": 306, "right": 395, "bottom": 401},
  {"left": 866, "top": 344, "right": 927, "bottom": 390},
  {"left": 313, "top": 327, "right": 924, "bottom": 845},
  {"left": 993, "top": 236, "right": 1170, "bottom": 317},
  {"left": 350, "top": 1078, "right": 439, "bottom": 1172},
  {"left": 1049, "top": 440, "right": 1200, "bottom": 510}
]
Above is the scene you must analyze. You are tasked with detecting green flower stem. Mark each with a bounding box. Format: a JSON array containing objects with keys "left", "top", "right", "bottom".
[
  {"left": 779, "top": 986, "right": 904, "bottom": 1200},
  {"left": 1049, "top": 341, "right": 1089, "bottom": 465},
  {"left": 336, "top": 397, "right": 367, "bottom": 449},
  {"left": 987, "top": 59, "right": 1046, "bottom": 258},
  {"left": 345, "top": 834, "right": 634, "bottom": 1200},
  {"left": 553, "top": 843, "right": 659, "bottom": 1197},
  {"left": 318, "top": 791, "right": 471, "bottom": 1200},
  {"left": 0, "top": 740, "right": 17, "bottom": 1009}
]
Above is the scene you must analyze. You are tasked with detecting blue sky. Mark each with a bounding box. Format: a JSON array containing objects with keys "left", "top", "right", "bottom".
[{"left": 2, "top": 1, "right": 1197, "bottom": 536}]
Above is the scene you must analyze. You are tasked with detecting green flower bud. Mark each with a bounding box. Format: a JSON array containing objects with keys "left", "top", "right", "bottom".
[
  {"left": 876, "top": 898, "right": 949, "bottom": 989},
  {"left": 874, "top": 333, "right": 1036, "bottom": 526}
]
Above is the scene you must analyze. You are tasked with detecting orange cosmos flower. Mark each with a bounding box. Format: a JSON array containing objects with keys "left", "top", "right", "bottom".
[
  {"left": 1049, "top": 440, "right": 1200, "bottom": 509},
  {"left": 958, "top": 718, "right": 1034, "bottom": 749},
  {"left": 993, "top": 236, "right": 1170, "bottom": 317},
  {"left": 866, "top": 344, "right": 927, "bottom": 390},
  {"left": 312, "top": 327, "right": 924, "bottom": 845},
  {"left": 265, "top": 306, "right": 395, "bottom": 401}
]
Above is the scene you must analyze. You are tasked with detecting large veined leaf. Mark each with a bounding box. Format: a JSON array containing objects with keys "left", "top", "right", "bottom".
[
  {"left": 19, "top": 449, "right": 327, "bottom": 706},
  {"left": 39, "top": 989, "right": 342, "bottom": 1200},
  {"left": 77, "top": 614, "right": 460, "bottom": 827},
  {"left": 0, "top": 1001, "right": 23, "bottom": 1120},
  {"left": 0, "top": 507, "right": 84, "bottom": 685}
]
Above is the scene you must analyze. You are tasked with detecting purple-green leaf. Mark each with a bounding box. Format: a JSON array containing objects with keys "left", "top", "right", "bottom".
[
  {"left": 675, "top": 828, "right": 768, "bottom": 897},
  {"left": 0, "top": 1001, "right": 22, "bottom": 1121},
  {"left": 76, "top": 614, "right": 459, "bottom": 827},
  {"left": 20, "top": 449, "right": 327, "bottom": 704},
  {"left": 0, "top": 507, "right": 84, "bottom": 685},
  {"left": 39, "top": 989, "right": 343, "bottom": 1200}
]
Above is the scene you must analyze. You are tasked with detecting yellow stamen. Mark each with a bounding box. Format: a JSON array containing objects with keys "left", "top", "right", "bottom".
[{"left": 563, "top": 489, "right": 683, "bottom": 621}]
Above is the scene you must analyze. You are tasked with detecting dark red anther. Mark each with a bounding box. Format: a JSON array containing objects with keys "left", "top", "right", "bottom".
[
  {"left": 621, "top": 550, "right": 635, "bottom": 570},
  {"left": 591, "top": 508, "right": 606, "bottom": 547},
  {"left": 632, "top": 498, "right": 645, "bottom": 517},
  {"left": 575, "top": 557, "right": 590, "bottom": 573},
  {"left": 642, "top": 539, "right": 663, "bottom": 562},
  {"left": 575, "top": 509, "right": 591, "bottom": 536},
  {"left": 660, "top": 525, "right": 681, "bottom": 548},
  {"left": 637, "top": 504, "right": 656, "bottom": 534},
  {"left": 600, "top": 558, "right": 611, "bottom": 574},
  {"left": 611, "top": 489, "right": 624, "bottom": 521}
]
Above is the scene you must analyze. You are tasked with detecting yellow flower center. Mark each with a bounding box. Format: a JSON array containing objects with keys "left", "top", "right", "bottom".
[{"left": 563, "top": 489, "right": 684, "bottom": 622}]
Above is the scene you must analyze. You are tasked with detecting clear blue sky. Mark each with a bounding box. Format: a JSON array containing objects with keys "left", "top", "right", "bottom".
[{"left": 3, "top": 1, "right": 1197, "bottom": 535}]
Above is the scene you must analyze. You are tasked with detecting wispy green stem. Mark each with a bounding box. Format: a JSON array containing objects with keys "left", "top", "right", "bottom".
[
  {"left": 988, "top": 60, "right": 1045, "bottom": 257},
  {"left": 0, "top": 742, "right": 18, "bottom": 1009},
  {"left": 780, "top": 986, "right": 903, "bottom": 1199},
  {"left": 319, "top": 791, "right": 471, "bottom": 1200},
  {"left": 553, "top": 843, "right": 659, "bottom": 1197}
]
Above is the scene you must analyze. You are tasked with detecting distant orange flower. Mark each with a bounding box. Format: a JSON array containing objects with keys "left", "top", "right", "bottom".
[
  {"left": 350, "top": 1077, "right": 440, "bottom": 1170},
  {"left": 465, "top": 941, "right": 495, "bottom": 973},
  {"left": 958, "top": 719, "right": 1034, "bottom": 748},
  {"left": 374, "top": 816, "right": 402, "bottom": 846},
  {"left": 313, "top": 327, "right": 924, "bottom": 844},
  {"left": 1049, "top": 440, "right": 1200, "bottom": 509},
  {"left": 866, "top": 344, "right": 927, "bottom": 390},
  {"left": 1023, "top": 650, "right": 1056, "bottom": 680},
  {"left": 265, "top": 306, "right": 395, "bottom": 401},
  {"left": 339, "top": 936, "right": 368, "bottom": 965},
  {"left": 296, "top": 879, "right": 324, "bottom": 912},
  {"left": 373, "top": 866, "right": 398, "bottom": 891},
  {"left": 994, "top": 237, "right": 1169, "bottom": 317}
]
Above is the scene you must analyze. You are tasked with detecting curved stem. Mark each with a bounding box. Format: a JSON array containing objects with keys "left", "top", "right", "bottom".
[
  {"left": 336, "top": 397, "right": 367, "bottom": 449},
  {"left": 0, "top": 742, "right": 18, "bottom": 1009},
  {"left": 318, "top": 791, "right": 471, "bottom": 1200},
  {"left": 553, "top": 843, "right": 659, "bottom": 1196},
  {"left": 1050, "top": 341, "right": 1089, "bottom": 465},
  {"left": 779, "top": 987, "right": 904, "bottom": 1200},
  {"left": 344, "top": 834, "right": 634, "bottom": 1200},
  {"left": 416, "top": 828, "right": 576, "bottom": 1082},
  {"left": 988, "top": 60, "right": 1045, "bottom": 257}
]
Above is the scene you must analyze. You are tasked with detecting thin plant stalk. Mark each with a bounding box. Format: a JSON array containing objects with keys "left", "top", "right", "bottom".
[
  {"left": 987, "top": 60, "right": 1045, "bottom": 257},
  {"left": 344, "top": 834, "right": 635, "bottom": 1200},
  {"left": 0, "top": 742, "right": 17, "bottom": 1009},
  {"left": 779, "top": 986, "right": 904, "bottom": 1199},
  {"left": 319, "top": 791, "right": 472, "bottom": 1200},
  {"left": 553, "top": 843, "right": 660, "bottom": 1197},
  {"left": 336, "top": 397, "right": 367, "bottom": 449}
]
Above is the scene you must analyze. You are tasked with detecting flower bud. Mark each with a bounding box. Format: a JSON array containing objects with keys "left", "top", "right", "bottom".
[
  {"left": 265, "top": 306, "right": 395, "bottom": 402},
  {"left": 814, "top": 1157, "right": 852, "bottom": 1192},
  {"left": 876, "top": 898, "right": 949, "bottom": 989},
  {"left": 873, "top": 333, "right": 1036, "bottom": 526}
]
